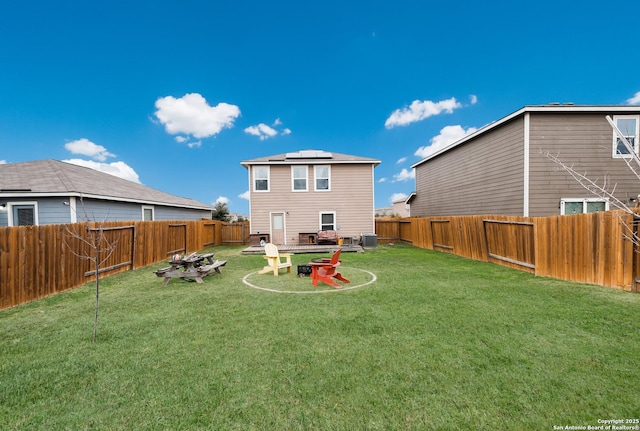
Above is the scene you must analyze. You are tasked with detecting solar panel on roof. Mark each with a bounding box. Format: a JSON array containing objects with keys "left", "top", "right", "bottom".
[{"left": 285, "top": 150, "right": 333, "bottom": 159}]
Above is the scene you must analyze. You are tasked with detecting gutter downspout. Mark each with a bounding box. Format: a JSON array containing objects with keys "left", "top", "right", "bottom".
[{"left": 523, "top": 112, "right": 530, "bottom": 216}]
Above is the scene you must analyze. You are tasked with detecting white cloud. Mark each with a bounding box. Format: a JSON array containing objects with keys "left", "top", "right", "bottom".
[
  {"left": 244, "top": 123, "right": 278, "bottom": 141},
  {"left": 0, "top": 160, "right": 6, "bottom": 164},
  {"left": 385, "top": 97, "right": 462, "bottom": 129},
  {"left": 245, "top": 119, "right": 292, "bottom": 140},
  {"left": 215, "top": 196, "right": 229, "bottom": 205},
  {"left": 174, "top": 135, "right": 202, "bottom": 148},
  {"left": 390, "top": 192, "right": 408, "bottom": 204},
  {"left": 470, "top": 94, "right": 478, "bottom": 104},
  {"left": 396, "top": 157, "right": 407, "bottom": 164},
  {"left": 627, "top": 91, "right": 640, "bottom": 105},
  {"left": 63, "top": 159, "right": 141, "bottom": 183},
  {"left": 154, "top": 93, "right": 241, "bottom": 139},
  {"left": 239, "top": 190, "right": 250, "bottom": 200},
  {"left": 414, "top": 125, "right": 478, "bottom": 159},
  {"left": 378, "top": 177, "right": 387, "bottom": 183},
  {"left": 64, "top": 138, "right": 115, "bottom": 162},
  {"left": 392, "top": 168, "right": 415, "bottom": 182}
]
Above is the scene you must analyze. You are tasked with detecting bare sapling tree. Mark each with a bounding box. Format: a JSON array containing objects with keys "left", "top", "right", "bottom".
[
  {"left": 541, "top": 115, "right": 640, "bottom": 247},
  {"left": 64, "top": 203, "right": 118, "bottom": 342}
]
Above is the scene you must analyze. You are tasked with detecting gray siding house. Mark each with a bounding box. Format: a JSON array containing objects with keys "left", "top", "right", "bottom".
[
  {"left": 241, "top": 150, "right": 381, "bottom": 245},
  {"left": 410, "top": 105, "right": 640, "bottom": 217},
  {"left": 0, "top": 160, "right": 213, "bottom": 226}
]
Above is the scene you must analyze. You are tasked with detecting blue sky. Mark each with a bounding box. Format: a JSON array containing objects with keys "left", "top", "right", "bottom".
[{"left": 2, "top": 1, "right": 640, "bottom": 215}]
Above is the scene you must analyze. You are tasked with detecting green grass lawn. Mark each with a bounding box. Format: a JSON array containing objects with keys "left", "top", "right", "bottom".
[{"left": 1, "top": 244, "right": 639, "bottom": 430}]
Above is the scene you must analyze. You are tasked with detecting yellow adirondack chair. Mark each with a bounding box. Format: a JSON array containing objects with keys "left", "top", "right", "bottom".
[{"left": 258, "top": 243, "right": 292, "bottom": 276}]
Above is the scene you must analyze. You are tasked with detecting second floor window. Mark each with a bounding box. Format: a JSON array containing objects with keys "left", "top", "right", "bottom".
[
  {"left": 292, "top": 166, "right": 308, "bottom": 191},
  {"left": 613, "top": 115, "right": 639, "bottom": 157},
  {"left": 254, "top": 166, "right": 269, "bottom": 191},
  {"left": 315, "top": 165, "right": 330, "bottom": 191}
]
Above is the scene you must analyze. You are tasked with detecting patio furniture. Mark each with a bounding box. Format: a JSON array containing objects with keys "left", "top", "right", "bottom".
[
  {"left": 317, "top": 229, "right": 338, "bottom": 245},
  {"left": 154, "top": 252, "right": 227, "bottom": 285},
  {"left": 308, "top": 249, "right": 350, "bottom": 288},
  {"left": 258, "top": 243, "right": 292, "bottom": 276}
]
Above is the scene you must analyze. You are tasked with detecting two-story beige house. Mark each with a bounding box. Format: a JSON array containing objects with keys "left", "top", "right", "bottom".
[{"left": 241, "top": 150, "right": 381, "bottom": 245}]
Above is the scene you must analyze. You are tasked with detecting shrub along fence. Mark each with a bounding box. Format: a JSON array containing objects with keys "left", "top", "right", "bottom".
[
  {"left": 0, "top": 220, "right": 250, "bottom": 310},
  {"left": 375, "top": 211, "right": 637, "bottom": 293}
]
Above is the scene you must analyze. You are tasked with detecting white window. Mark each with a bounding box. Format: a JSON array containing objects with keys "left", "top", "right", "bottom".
[
  {"left": 7, "top": 202, "right": 38, "bottom": 226},
  {"left": 319, "top": 211, "right": 336, "bottom": 231},
  {"left": 612, "top": 115, "right": 639, "bottom": 157},
  {"left": 560, "top": 198, "right": 608, "bottom": 215},
  {"left": 253, "top": 166, "right": 270, "bottom": 192},
  {"left": 142, "top": 206, "right": 154, "bottom": 221},
  {"left": 291, "top": 165, "right": 308, "bottom": 191},
  {"left": 315, "top": 165, "right": 330, "bottom": 191}
]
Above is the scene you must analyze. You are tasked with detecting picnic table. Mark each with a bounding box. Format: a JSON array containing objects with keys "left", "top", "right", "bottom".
[{"left": 154, "top": 252, "right": 227, "bottom": 285}]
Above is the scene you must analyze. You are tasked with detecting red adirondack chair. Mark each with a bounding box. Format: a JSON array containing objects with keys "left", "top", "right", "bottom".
[{"left": 308, "top": 249, "right": 350, "bottom": 288}]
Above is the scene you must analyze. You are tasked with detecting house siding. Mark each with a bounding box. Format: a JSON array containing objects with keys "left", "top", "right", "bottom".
[
  {"left": 0, "top": 197, "right": 210, "bottom": 226},
  {"left": 38, "top": 197, "right": 73, "bottom": 224},
  {"left": 411, "top": 107, "right": 640, "bottom": 218},
  {"left": 528, "top": 112, "right": 639, "bottom": 216},
  {"left": 249, "top": 163, "right": 375, "bottom": 243},
  {"left": 0, "top": 197, "right": 72, "bottom": 226},
  {"left": 412, "top": 118, "right": 525, "bottom": 216},
  {"left": 78, "top": 198, "right": 209, "bottom": 222}
]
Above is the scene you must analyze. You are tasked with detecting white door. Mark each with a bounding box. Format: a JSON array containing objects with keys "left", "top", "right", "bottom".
[{"left": 271, "top": 212, "right": 285, "bottom": 245}]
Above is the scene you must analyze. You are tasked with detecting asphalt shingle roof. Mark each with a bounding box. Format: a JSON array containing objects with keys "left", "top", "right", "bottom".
[
  {"left": 241, "top": 149, "right": 381, "bottom": 165},
  {"left": 0, "top": 160, "right": 212, "bottom": 210}
]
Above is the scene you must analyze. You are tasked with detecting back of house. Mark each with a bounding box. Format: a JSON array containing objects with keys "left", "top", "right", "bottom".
[{"left": 241, "top": 150, "right": 381, "bottom": 245}]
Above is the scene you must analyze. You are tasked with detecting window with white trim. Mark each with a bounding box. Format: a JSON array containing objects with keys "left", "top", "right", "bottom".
[
  {"left": 8, "top": 202, "right": 38, "bottom": 226},
  {"left": 292, "top": 165, "right": 308, "bottom": 191},
  {"left": 560, "top": 198, "right": 608, "bottom": 215},
  {"left": 319, "top": 211, "right": 336, "bottom": 231},
  {"left": 142, "top": 206, "right": 154, "bottom": 221},
  {"left": 612, "top": 115, "right": 639, "bottom": 157},
  {"left": 315, "top": 165, "right": 330, "bottom": 191},
  {"left": 253, "top": 166, "right": 270, "bottom": 192}
]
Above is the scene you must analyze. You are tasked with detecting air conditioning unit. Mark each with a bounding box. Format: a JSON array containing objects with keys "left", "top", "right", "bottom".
[{"left": 361, "top": 233, "right": 377, "bottom": 248}]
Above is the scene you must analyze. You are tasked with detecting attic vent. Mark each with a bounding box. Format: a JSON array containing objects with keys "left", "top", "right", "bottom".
[{"left": 285, "top": 150, "right": 333, "bottom": 159}]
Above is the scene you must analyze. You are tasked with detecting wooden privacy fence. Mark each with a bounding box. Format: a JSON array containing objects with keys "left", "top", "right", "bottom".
[
  {"left": 0, "top": 220, "right": 250, "bottom": 310},
  {"left": 376, "top": 211, "right": 637, "bottom": 292}
]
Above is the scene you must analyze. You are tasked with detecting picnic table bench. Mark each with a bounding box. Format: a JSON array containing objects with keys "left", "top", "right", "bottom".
[{"left": 154, "top": 252, "right": 227, "bottom": 285}]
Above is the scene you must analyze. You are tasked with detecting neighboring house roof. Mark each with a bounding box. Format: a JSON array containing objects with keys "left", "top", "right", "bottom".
[
  {"left": 375, "top": 206, "right": 393, "bottom": 216},
  {"left": 0, "top": 159, "right": 212, "bottom": 210},
  {"left": 241, "top": 149, "right": 381, "bottom": 166},
  {"left": 404, "top": 192, "right": 416, "bottom": 204},
  {"left": 411, "top": 104, "right": 640, "bottom": 168}
]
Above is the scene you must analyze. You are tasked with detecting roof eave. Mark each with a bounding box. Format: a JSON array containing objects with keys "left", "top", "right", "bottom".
[
  {"left": 241, "top": 160, "right": 381, "bottom": 166},
  {"left": 0, "top": 191, "right": 213, "bottom": 211}
]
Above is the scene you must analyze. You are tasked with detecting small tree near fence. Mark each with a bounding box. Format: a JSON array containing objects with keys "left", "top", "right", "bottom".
[{"left": 64, "top": 206, "right": 118, "bottom": 343}]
